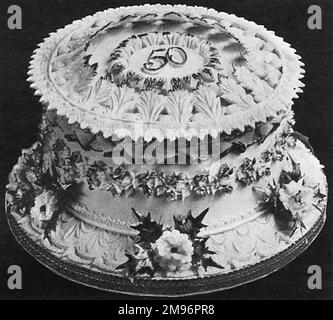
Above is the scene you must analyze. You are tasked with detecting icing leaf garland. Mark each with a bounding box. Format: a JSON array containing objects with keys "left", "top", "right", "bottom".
[
  {"left": 103, "top": 85, "right": 137, "bottom": 117},
  {"left": 192, "top": 86, "right": 226, "bottom": 123},
  {"left": 63, "top": 57, "right": 97, "bottom": 97},
  {"left": 246, "top": 50, "right": 282, "bottom": 86},
  {"left": 219, "top": 77, "right": 256, "bottom": 114},
  {"left": 234, "top": 66, "right": 273, "bottom": 102},
  {"left": 117, "top": 208, "right": 222, "bottom": 278},
  {"left": 74, "top": 77, "right": 138, "bottom": 116},
  {"left": 135, "top": 91, "right": 165, "bottom": 122},
  {"left": 160, "top": 90, "right": 193, "bottom": 127}
]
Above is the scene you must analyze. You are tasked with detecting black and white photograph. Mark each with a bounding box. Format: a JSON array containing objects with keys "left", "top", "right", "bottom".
[{"left": 0, "top": 0, "right": 332, "bottom": 302}]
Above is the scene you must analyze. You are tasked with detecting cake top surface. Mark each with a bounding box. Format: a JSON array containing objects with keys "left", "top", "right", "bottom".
[{"left": 28, "top": 4, "right": 304, "bottom": 141}]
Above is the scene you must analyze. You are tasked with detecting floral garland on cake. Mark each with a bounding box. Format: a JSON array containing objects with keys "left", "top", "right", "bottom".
[
  {"left": 236, "top": 124, "right": 297, "bottom": 185},
  {"left": 45, "top": 121, "right": 239, "bottom": 200},
  {"left": 85, "top": 162, "right": 234, "bottom": 201},
  {"left": 5, "top": 142, "right": 68, "bottom": 235},
  {"left": 6, "top": 144, "right": 45, "bottom": 219},
  {"left": 10, "top": 116, "right": 298, "bottom": 212},
  {"left": 48, "top": 133, "right": 293, "bottom": 200},
  {"left": 254, "top": 156, "right": 326, "bottom": 235}
]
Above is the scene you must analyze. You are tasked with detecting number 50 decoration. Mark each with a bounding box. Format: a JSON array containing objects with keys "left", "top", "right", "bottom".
[{"left": 142, "top": 47, "right": 188, "bottom": 74}]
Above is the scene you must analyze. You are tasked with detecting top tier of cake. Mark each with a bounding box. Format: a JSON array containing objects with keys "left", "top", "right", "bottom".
[{"left": 28, "top": 4, "right": 304, "bottom": 141}]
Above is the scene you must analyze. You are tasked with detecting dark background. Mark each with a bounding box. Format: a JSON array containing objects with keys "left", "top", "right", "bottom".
[{"left": 0, "top": 0, "right": 332, "bottom": 300}]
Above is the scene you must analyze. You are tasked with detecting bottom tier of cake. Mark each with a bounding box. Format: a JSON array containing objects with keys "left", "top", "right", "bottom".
[{"left": 5, "top": 130, "right": 327, "bottom": 289}]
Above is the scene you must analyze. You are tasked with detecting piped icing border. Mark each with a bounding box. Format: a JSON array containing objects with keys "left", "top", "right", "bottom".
[{"left": 27, "top": 4, "right": 305, "bottom": 141}]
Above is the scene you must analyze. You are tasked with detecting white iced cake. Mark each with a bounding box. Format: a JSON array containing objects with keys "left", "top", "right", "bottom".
[{"left": 6, "top": 5, "right": 327, "bottom": 282}]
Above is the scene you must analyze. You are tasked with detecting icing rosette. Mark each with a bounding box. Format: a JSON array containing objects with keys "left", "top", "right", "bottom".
[
  {"left": 154, "top": 230, "right": 194, "bottom": 272},
  {"left": 30, "top": 190, "right": 58, "bottom": 229},
  {"left": 279, "top": 179, "right": 315, "bottom": 220}
]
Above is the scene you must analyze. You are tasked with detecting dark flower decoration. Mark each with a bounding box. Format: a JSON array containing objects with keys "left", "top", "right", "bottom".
[
  {"left": 173, "top": 208, "right": 208, "bottom": 240},
  {"left": 117, "top": 207, "right": 223, "bottom": 279},
  {"left": 236, "top": 157, "right": 257, "bottom": 185},
  {"left": 254, "top": 182, "right": 302, "bottom": 233},
  {"left": 279, "top": 155, "right": 302, "bottom": 185},
  {"left": 131, "top": 209, "right": 163, "bottom": 247}
]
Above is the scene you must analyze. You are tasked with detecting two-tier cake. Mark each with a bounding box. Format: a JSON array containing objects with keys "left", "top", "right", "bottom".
[{"left": 5, "top": 4, "right": 327, "bottom": 295}]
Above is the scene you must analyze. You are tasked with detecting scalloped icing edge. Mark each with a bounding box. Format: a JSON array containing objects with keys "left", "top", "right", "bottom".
[{"left": 27, "top": 4, "right": 305, "bottom": 142}]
